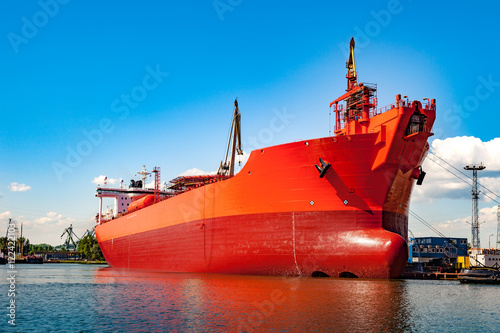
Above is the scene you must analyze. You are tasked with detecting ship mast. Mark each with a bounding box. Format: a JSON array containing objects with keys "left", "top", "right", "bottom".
[
  {"left": 218, "top": 99, "right": 243, "bottom": 177},
  {"left": 136, "top": 165, "right": 150, "bottom": 189},
  {"left": 152, "top": 167, "right": 161, "bottom": 203}
]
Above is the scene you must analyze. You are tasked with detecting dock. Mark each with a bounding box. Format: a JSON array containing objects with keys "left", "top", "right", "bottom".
[{"left": 401, "top": 272, "right": 459, "bottom": 280}]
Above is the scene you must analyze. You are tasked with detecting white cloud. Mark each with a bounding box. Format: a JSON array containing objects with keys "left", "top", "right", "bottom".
[
  {"left": 177, "top": 151, "right": 251, "bottom": 178},
  {"left": 33, "top": 211, "right": 76, "bottom": 228},
  {"left": 0, "top": 212, "right": 90, "bottom": 246},
  {"left": 0, "top": 211, "right": 12, "bottom": 219},
  {"left": 437, "top": 206, "right": 498, "bottom": 242},
  {"left": 178, "top": 168, "right": 216, "bottom": 177},
  {"left": 431, "top": 137, "right": 500, "bottom": 169},
  {"left": 91, "top": 175, "right": 118, "bottom": 185},
  {"left": 413, "top": 136, "right": 500, "bottom": 202},
  {"left": 9, "top": 182, "right": 31, "bottom": 192},
  {"left": 237, "top": 151, "right": 251, "bottom": 169},
  {"left": 411, "top": 205, "right": 499, "bottom": 247}
]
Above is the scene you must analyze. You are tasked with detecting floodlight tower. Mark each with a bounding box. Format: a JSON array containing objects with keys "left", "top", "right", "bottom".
[
  {"left": 496, "top": 205, "right": 500, "bottom": 248},
  {"left": 464, "top": 163, "right": 486, "bottom": 249}
]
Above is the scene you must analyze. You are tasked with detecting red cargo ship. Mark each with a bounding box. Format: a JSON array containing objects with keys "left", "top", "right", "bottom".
[{"left": 95, "top": 39, "right": 435, "bottom": 278}]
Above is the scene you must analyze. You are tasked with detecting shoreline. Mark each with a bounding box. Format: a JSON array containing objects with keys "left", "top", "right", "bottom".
[{"left": 45, "top": 260, "right": 108, "bottom": 265}]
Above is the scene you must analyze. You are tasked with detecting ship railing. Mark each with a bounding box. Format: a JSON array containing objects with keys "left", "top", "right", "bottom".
[
  {"left": 335, "top": 100, "right": 435, "bottom": 133},
  {"left": 372, "top": 99, "right": 435, "bottom": 117},
  {"left": 372, "top": 103, "right": 396, "bottom": 116},
  {"left": 372, "top": 100, "right": 408, "bottom": 116}
]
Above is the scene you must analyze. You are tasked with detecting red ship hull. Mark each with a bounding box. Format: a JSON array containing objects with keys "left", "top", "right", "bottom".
[
  {"left": 98, "top": 211, "right": 408, "bottom": 278},
  {"left": 96, "top": 101, "right": 435, "bottom": 278}
]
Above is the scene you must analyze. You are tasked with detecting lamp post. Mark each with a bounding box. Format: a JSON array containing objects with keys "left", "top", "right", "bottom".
[{"left": 489, "top": 234, "right": 494, "bottom": 249}]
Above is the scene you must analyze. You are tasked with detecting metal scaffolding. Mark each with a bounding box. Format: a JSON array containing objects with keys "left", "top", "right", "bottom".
[{"left": 464, "top": 163, "right": 486, "bottom": 249}]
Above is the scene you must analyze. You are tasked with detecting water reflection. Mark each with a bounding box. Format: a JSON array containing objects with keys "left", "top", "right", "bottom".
[
  {"left": 8, "top": 265, "right": 500, "bottom": 332},
  {"left": 91, "top": 267, "right": 415, "bottom": 332}
]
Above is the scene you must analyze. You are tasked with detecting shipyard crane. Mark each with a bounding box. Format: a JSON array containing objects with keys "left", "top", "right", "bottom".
[
  {"left": 407, "top": 229, "right": 417, "bottom": 263},
  {"left": 4, "top": 218, "right": 11, "bottom": 238},
  {"left": 407, "top": 229, "right": 425, "bottom": 272},
  {"left": 81, "top": 227, "right": 95, "bottom": 238},
  {"left": 218, "top": 99, "right": 243, "bottom": 177},
  {"left": 4, "top": 219, "right": 15, "bottom": 253},
  {"left": 60, "top": 224, "right": 80, "bottom": 251}
]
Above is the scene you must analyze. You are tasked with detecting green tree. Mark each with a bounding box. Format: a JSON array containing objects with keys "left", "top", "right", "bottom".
[
  {"left": 17, "top": 237, "right": 25, "bottom": 255},
  {"left": 34, "top": 243, "right": 54, "bottom": 252},
  {"left": 90, "top": 243, "right": 104, "bottom": 261},
  {"left": 0, "top": 237, "right": 6, "bottom": 255},
  {"left": 77, "top": 235, "right": 104, "bottom": 260},
  {"left": 23, "top": 238, "right": 30, "bottom": 255}
]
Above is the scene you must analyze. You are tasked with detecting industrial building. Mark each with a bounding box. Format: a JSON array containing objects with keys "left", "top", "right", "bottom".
[{"left": 409, "top": 237, "right": 468, "bottom": 267}]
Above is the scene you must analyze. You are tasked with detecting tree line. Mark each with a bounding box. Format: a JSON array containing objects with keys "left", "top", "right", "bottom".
[{"left": 0, "top": 235, "right": 104, "bottom": 261}]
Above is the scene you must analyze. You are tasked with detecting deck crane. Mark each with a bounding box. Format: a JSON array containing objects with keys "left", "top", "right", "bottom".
[
  {"left": 218, "top": 99, "right": 243, "bottom": 177},
  {"left": 346, "top": 37, "right": 357, "bottom": 91}
]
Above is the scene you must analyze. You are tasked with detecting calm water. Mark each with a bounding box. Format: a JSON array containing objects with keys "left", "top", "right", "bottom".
[{"left": 2, "top": 264, "right": 499, "bottom": 332}]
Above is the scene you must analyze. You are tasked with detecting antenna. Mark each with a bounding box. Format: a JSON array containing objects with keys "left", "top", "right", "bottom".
[
  {"left": 152, "top": 167, "right": 161, "bottom": 203},
  {"left": 464, "top": 163, "right": 486, "bottom": 249},
  {"left": 136, "top": 165, "right": 151, "bottom": 189}
]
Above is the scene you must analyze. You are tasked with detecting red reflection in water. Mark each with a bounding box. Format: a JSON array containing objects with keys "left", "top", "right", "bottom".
[{"left": 92, "top": 267, "right": 413, "bottom": 332}]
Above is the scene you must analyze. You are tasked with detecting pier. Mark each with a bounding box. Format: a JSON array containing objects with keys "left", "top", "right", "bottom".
[{"left": 401, "top": 272, "right": 459, "bottom": 280}]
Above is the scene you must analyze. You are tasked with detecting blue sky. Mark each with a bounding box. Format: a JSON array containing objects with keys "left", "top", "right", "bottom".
[{"left": 1, "top": 1, "right": 500, "bottom": 247}]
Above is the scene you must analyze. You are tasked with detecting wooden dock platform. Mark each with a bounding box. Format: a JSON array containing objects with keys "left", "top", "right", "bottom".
[{"left": 401, "top": 272, "right": 459, "bottom": 280}]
